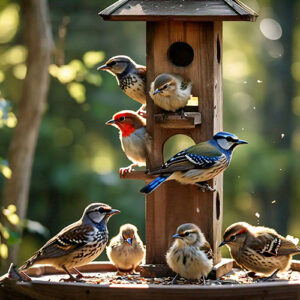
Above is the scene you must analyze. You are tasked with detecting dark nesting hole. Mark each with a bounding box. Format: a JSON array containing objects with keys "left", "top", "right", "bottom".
[
  {"left": 217, "top": 35, "right": 221, "bottom": 64},
  {"left": 216, "top": 192, "right": 221, "bottom": 220},
  {"left": 167, "top": 42, "right": 194, "bottom": 67}
]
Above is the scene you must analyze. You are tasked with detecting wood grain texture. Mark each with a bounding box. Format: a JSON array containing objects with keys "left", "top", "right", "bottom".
[
  {"left": 145, "top": 21, "right": 223, "bottom": 264},
  {"left": 1, "top": 278, "right": 300, "bottom": 300},
  {"left": 99, "top": 0, "right": 258, "bottom": 22}
]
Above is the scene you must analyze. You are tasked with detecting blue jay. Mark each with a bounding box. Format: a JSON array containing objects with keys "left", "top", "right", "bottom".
[{"left": 140, "top": 132, "right": 247, "bottom": 194}]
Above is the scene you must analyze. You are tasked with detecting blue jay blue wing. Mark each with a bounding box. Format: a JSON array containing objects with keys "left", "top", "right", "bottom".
[{"left": 149, "top": 142, "right": 223, "bottom": 175}]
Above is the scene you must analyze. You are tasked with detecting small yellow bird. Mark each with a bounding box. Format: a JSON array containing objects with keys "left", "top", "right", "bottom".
[
  {"left": 166, "top": 223, "right": 213, "bottom": 284},
  {"left": 107, "top": 224, "right": 145, "bottom": 275}
]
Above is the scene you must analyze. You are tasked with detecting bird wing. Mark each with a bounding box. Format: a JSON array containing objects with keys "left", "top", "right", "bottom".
[
  {"left": 200, "top": 241, "right": 214, "bottom": 260},
  {"left": 136, "top": 66, "right": 146, "bottom": 83},
  {"left": 20, "top": 222, "right": 96, "bottom": 270},
  {"left": 149, "top": 142, "right": 223, "bottom": 175},
  {"left": 251, "top": 230, "right": 300, "bottom": 257},
  {"left": 37, "top": 223, "right": 96, "bottom": 258}
]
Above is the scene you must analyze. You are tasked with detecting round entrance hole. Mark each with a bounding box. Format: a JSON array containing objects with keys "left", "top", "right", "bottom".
[{"left": 167, "top": 42, "right": 194, "bottom": 67}]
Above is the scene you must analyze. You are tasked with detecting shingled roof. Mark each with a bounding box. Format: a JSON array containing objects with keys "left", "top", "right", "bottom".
[{"left": 99, "top": 0, "right": 258, "bottom": 22}]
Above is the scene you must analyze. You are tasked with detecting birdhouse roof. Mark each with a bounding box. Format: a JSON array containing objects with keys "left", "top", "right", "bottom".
[{"left": 99, "top": 0, "right": 257, "bottom": 22}]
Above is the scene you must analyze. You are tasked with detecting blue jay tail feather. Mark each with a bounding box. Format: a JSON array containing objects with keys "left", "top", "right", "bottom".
[{"left": 140, "top": 176, "right": 169, "bottom": 194}]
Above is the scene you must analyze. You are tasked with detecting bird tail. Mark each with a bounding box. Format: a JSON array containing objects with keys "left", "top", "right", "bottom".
[
  {"left": 19, "top": 251, "right": 40, "bottom": 271},
  {"left": 140, "top": 176, "right": 169, "bottom": 194}
]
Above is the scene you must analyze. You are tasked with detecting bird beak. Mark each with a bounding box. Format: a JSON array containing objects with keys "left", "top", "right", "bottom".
[
  {"left": 126, "top": 238, "right": 132, "bottom": 245},
  {"left": 219, "top": 241, "right": 227, "bottom": 247},
  {"left": 153, "top": 88, "right": 161, "bottom": 95},
  {"left": 107, "top": 209, "right": 120, "bottom": 216},
  {"left": 105, "top": 119, "right": 116, "bottom": 125},
  {"left": 97, "top": 64, "right": 109, "bottom": 71},
  {"left": 172, "top": 233, "right": 181, "bottom": 239},
  {"left": 237, "top": 139, "right": 248, "bottom": 145}
]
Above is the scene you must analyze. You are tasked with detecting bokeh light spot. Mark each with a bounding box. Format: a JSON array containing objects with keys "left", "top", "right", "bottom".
[{"left": 260, "top": 18, "right": 282, "bottom": 40}]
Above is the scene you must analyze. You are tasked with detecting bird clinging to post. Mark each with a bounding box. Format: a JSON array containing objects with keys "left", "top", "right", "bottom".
[
  {"left": 107, "top": 224, "right": 145, "bottom": 275},
  {"left": 149, "top": 73, "right": 192, "bottom": 116},
  {"left": 140, "top": 131, "right": 247, "bottom": 194},
  {"left": 19, "top": 203, "right": 120, "bottom": 282},
  {"left": 166, "top": 223, "right": 213, "bottom": 284},
  {"left": 98, "top": 55, "right": 146, "bottom": 116},
  {"left": 219, "top": 222, "right": 300, "bottom": 281},
  {"left": 106, "top": 110, "right": 151, "bottom": 174}
]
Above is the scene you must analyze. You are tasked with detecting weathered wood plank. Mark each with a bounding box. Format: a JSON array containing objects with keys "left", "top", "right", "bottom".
[
  {"left": 99, "top": 0, "right": 258, "bottom": 22},
  {"left": 1, "top": 277, "right": 300, "bottom": 300}
]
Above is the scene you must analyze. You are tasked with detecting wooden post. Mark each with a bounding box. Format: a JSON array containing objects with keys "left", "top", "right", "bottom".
[{"left": 146, "top": 21, "right": 223, "bottom": 264}]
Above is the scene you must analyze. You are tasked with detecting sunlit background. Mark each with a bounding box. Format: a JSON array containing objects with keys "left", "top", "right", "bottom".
[{"left": 0, "top": 0, "right": 300, "bottom": 268}]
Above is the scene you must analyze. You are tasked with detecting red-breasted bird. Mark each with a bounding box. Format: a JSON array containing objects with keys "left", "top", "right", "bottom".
[
  {"left": 140, "top": 132, "right": 247, "bottom": 194},
  {"left": 219, "top": 222, "right": 300, "bottom": 281},
  {"left": 98, "top": 55, "right": 146, "bottom": 116},
  {"left": 166, "top": 223, "right": 213, "bottom": 284},
  {"left": 106, "top": 110, "right": 151, "bottom": 174},
  {"left": 107, "top": 224, "right": 145, "bottom": 275},
  {"left": 19, "top": 203, "right": 120, "bottom": 282},
  {"left": 149, "top": 73, "right": 192, "bottom": 116}
]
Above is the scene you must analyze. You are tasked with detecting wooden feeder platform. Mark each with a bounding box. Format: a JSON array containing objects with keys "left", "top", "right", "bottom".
[{"left": 1, "top": 261, "right": 300, "bottom": 300}]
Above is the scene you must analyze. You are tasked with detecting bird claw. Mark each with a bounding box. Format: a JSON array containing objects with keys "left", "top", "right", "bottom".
[
  {"left": 137, "top": 109, "right": 147, "bottom": 118},
  {"left": 178, "top": 108, "right": 186, "bottom": 119},
  {"left": 196, "top": 183, "right": 216, "bottom": 192},
  {"left": 119, "top": 165, "right": 136, "bottom": 175}
]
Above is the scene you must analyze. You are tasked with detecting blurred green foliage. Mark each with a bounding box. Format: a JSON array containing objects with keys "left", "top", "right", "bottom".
[{"left": 0, "top": 0, "right": 300, "bottom": 265}]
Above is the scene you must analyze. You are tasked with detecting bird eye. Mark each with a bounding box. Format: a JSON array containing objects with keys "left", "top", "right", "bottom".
[
  {"left": 108, "top": 61, "right": 116, "bottom": 67},
  {"left": 99, "top": 207, "right": 104, "bottom": 213},
  {"left": 230, "top": 235, "right": 236, "bottom": 241},
  {"left": 119, "top": 116, "right": 125, "bottom": 122},
  {"left": 163, "top": 84, "right": 169, "bottom": 89},
  {"left": 184, "top": 232, "right": 190, "bottom": 237},
  {"left": 226, "top": 137, "right": 233, "bottom": 142}
]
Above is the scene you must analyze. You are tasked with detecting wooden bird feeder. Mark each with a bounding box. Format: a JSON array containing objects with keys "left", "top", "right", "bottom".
[
  {"left": 103, "top": 0, "right": 257, "bottom": 270},
  {"left": 2, "top": 1, "right": 300, "bottom": 299}
]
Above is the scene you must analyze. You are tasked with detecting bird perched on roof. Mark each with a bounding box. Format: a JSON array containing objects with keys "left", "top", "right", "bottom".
[
  {"left": 140, "top": 132, "right": 247, "bottom": 194},
  {"left": 107, "top": 224, "right": 145, "bottom": 275},
  {"left": 166, "top": 223, "right": 213, "bottom": 284},
  {"left": 219, "top": 222, "right": 300, "bottom": 281},
  {"left": 149, "top": 73, "right": 192, "bottom": 116},
  {"left": 19, "top": 203, "right": 120, "bottom": 282},
  {"left": 106, "top": 110, "right": 151, "bottom": 174},
  {"left": 98, "top": 55, "right": 146, "bottom": 116}
]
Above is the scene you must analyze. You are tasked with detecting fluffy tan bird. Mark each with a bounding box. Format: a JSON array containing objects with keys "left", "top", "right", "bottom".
[
  {"left": 166, "top": 223, "right": 213, "bottom": 284},
  {"left": 98, "top": 55, "right": 146, "bottom": 116},
  {"left": 107, "top": 224, "right": 145, "bottom": 275},
  {"left": 106, "top": 110, "right": 151, "bottom": 174},
  {"left": 149, "top": 73, "right": 192, "bottom": 115},
  {"left": 220, "top": 222, "right": 300, "bottom": 281},
  {"left": 19, "top": 203, "right": 120, "bottom": 281}
]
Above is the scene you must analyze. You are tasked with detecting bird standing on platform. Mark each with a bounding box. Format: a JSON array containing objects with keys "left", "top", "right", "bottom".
[
  {"left": 107, "top": 224, "right": 145, "bottom": 275},
  {"left": 19, "top": 203, "right": 120, "bottom": 282},
  {"left": 166, "top": 223, "right": 213, "bottom": 284},
  {"left": 98, "top": 55, "right": 146, "bottom": 116},
  {"left": 140, "top": 131, "right": 247, "bottom": 194},
  {"left": 106, "top": 110, "right": 151, "bottom": 174},
  {"left": 149, "top": 73, "right": 192, "bottom": 116},
  {"left": 219, "top": 222, "right": 300, "bottom": 281}
]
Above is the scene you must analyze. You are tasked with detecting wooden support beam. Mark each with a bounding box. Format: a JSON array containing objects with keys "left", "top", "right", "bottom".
[{"left": 146, "top": 21, "right": 223, "bottom": 265}]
